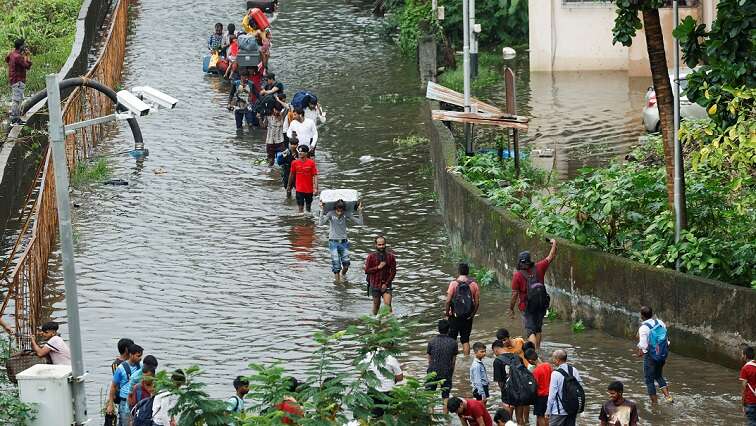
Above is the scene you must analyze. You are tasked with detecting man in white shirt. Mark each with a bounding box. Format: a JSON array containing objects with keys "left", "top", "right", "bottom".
[
  {"left": 304, "top": 99, "right": 326, "bottom": 125},
  {"left": 30, "top": 321, "right": 71, "bottom": 365},
  {"left": 152, "top": 369, "right": 186, "bottom": 425},
  {"left": 286, "top": 108, "right": 318, "bottom": 151},
  {"left": 636, "top": 306, "right": 672, "bottom": 404},
  {"left": 546, "top": 349, "right": 582, "bottom": 426},
  {"left": 362, "top": 350, "right": 403, "bottom": 418}
]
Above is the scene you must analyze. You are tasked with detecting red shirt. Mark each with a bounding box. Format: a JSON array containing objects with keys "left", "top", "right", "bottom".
[
  {"left": 740, "top": 360, "right": 756, "bottom": 405},
  {"left": 462, "top": 399, "right": 493, "bottom": 426},
  {"left": 511, "top": 258, "right": 551, "bottom": 312},
  {"left": 364, "top": 250, "right": 397, "bottom": 288},
  {"left": 276, "top": 400, "right": 303, "bottom": 424},
  {"left": 290, "top": 158, "right": 318, "bottom": 193},
  {"left": 533, "top": 362, "right": 553, "bottom": 397},
  {"left": 5, "top": 50, "right": 32, "bottom": 85}
]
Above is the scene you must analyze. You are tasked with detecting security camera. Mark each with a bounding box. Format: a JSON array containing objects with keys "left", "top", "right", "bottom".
[
  {"left": 132, "top": 86, "right": 178, "bottom": 110},
  {"left": 117, "top": 90, "right": 150, "bottom": 117}
]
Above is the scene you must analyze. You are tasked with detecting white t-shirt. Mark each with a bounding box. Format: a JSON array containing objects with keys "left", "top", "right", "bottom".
[
  {"left": 304, "top": 106, "right": 326, "bottom": 125},
  {"left": 637, "top": 318, "right": 667, "bottom": 353},
  {"left": 363, "top": 352, "right": 403, "bottom": 392},
  {"left": 152, "top": 391, "right": 179, "bottom": 425},
  {"left": 45, "top": 335, "right": 71, "bottom": 365},
  {"left": 286, "top": 118, "right": 318, "bottom": 149}
]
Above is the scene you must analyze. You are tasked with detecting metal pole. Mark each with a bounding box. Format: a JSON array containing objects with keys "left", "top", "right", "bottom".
[
  {"left": 470, "top": 0, "right": 478, "bottom": 79},
  {"left": 463, "top": 0, "right": 472, "bottom": 155},
  {"left": 672, "top": 0, "right": 685, "bottom": 269},
  {"left": 504, "top": 68, "right": 520, "bottom": 177},
  {"left": 45, "top": 74, "right": 88, "bottom": 424}
]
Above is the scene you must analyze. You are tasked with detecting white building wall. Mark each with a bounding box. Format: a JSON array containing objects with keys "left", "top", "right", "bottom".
[{"left": 529, "top": 0, "right": 628, "bottom": 72}]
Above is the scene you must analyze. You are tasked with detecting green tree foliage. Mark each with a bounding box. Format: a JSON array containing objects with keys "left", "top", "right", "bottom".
[
  {"left": 672, "top": 0, "right": 755, "bottom": 123},
  {"left": 152, "top": 310, "right": 447, "bottom": 425}
]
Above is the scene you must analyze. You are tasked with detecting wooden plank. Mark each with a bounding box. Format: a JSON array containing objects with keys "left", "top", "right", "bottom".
[
  {"left": 426, "top": 81, "right": 503, "bottom": 115},
  {"left": 431, "top": 110, "right": 529, "bottom": 130}
]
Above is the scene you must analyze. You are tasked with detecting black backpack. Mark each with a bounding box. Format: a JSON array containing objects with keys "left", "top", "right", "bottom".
[
  {"left": 254, "top": 94, "right": 277, "bottom": 116},
  {"left": 130, "top": 395, "right": 156, "bottom": 426},
  {"left": 556, "top": 365, "right": 585, "bottom": 415},
  {"left": 451, "top": 279, "right": 474, "bottom": 319},
  {"left": 520, "top": 271, "right": 550, "bottom": 313},
  {"left": 504, "top": 357, "right": 537, "bottom": 406}
]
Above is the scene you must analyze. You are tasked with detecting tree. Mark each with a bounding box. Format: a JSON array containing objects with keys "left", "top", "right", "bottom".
[{"left": 612, "top": 1, "right": 677, "bottom": 212}]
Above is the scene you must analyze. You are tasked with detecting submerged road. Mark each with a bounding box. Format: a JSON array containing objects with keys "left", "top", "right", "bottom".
[{"left": 43, "top": 0, "right": 744, "bottom": 423}]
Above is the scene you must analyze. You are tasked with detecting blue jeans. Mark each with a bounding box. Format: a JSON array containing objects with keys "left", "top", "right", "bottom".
[
  {"left": 118, "top": 400, "right": 130, "bottom": 425},
  {"left": 746, "top": 404, "right": 756, "bottom": 426},
  {"left": 328, "top": 240, "right": 350, "bottom": 273},
  {"left": 643, "top": 353, "right": 668, "bottom": 396}
]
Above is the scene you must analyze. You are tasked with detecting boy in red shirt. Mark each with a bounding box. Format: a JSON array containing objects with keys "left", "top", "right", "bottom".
[
  {"left": 527, "top": 349, "right": 552, "bottom": 426},
  {"left": 448, "top": 396, "right": 493, "bottom": 426},
  {"left": 740, "top": 346, "right": 756, "bottom": 425},
  {"left": 287, "top": 145, "right": 318, "bottom": 213}
]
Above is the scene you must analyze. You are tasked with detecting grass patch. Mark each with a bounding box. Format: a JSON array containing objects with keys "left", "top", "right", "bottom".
[
  {"left": 571, "top": 320, "right": 586, "bottom": 334},
  {"left": 469, "top": 265, "right": 498, "bottom": 287},
  {"left": 545, "top": 310, "right": 558, "bottom": 321},
  {"left": 438, "top": 51, "right": 503, "bottom": 93},
  {"left": 0, "top": 0, "right": 82, "bottom": 122},
  {"left": 393, "top": 134, "right": 429, "bottom": 149},
  {"left": 70, "top": 158, "right": 110, "bottom": 187}
]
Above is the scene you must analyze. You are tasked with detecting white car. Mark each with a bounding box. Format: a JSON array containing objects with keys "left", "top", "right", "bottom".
[{"left": 642, "top": 69, "right": 708, "bottom": 132}]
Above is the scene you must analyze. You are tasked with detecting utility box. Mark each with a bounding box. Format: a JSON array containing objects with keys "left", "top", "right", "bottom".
[{"left": 17, "top": 364, "right": 74, "bottom": 426}]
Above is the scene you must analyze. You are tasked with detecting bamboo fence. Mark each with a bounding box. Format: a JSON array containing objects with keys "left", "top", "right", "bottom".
[{"left": 1, "top": 0, "right": 130, "bottom": 348}]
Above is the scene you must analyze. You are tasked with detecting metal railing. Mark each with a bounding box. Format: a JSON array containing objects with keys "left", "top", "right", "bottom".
[{"left": 1, "top": 0, "right": 131, "bottom": 348}]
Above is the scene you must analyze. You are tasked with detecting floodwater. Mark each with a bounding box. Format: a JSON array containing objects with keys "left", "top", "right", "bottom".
[{"left": 37, "top": 0, "right": 745, "bottom": 424}]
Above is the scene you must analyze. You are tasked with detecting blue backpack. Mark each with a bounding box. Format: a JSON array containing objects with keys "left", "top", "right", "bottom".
[
  {"left": 644, "top": 319, "right": 669, "bottom": 362},
  {"left": 130, "top": 395, "right": 156, "bottom": 426}
]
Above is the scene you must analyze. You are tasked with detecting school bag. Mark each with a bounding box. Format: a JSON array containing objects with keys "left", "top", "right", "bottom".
[
  {"left": 644, "top": 319, "right": 669, "bottom": 363},
  {"left": 291, "top": 91, "right": 317, "bottom": 110},
  {"left": 556, "top": 365, "right": 585, "bottom": 415},
  {"left": 114, "top": 362, "right": 137, "bottom": 403},
  {"left": 451, "top": 279, "right": 474, "bottom": 319},
  {"left": 130, "top": 395, "right": 156, "bottom": 426},
  {"left": 520, "top": 271, "right": 550, "bottom": 313},
  {"left": 254, "top": 94, "right": 277, "bottom": 116},
  {"left": 504, "top": 357, "right": 537, "bottom": 406}
]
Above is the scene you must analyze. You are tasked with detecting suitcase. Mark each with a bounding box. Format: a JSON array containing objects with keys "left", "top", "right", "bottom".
[
  {"left": 236, "top": 48, "right": 260, "bottom": 68},
  {"left": 249, "top": 8, "right": 271, "bottom": 31},
  {"left": 247, "top": 0, "right": 277, "bottom": 13},
  {"left": 320, "top": 189, "right": 361, "bottom": 214}
]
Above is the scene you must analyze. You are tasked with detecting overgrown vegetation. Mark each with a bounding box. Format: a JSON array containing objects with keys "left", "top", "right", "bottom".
[
  {"left": 379, "top": 0, "right": 528, "bottom": 57},
  {"left": 571, "top": 320, "right": 585, "bottom": 334},
  {"left": 0, "top": 340, "right": 37, "bottom": 425},
  {"left": 393, "top": 134, "right": 429, "bottom": 149},
  {"left": 70, "top": 158, "right": 110, "bottom": 187},
  {"left": 438, "top": 52, "right": 504, "bottom": 93},
  {"left": 456, "top": 91, "right": 755, "bottom": 286},
  {"left": 150, "top": 310, "right": 447, "bottom": 425},
  {"left": 0, "top": 0, "right": 82, "bottom": 122}
]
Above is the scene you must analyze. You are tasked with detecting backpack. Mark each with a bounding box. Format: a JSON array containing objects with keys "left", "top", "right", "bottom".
[
  {"left": 114, "top": 362, "right": 136, "bottom": 403},
  {"left": 644, "top": 319, "right": 669, "bottom": 363},
  {"left": 254, "top": 94, "right": 277, "bottom": 116},
  {"left": 520, "top": 271, "right": 550, "bottom": 313},
  {"left": 504, "top": 357, "right": 537, "bottom": 406},
  {"left": 291, "top": 91, "right": 317, "bottom": 110},
  {"left": 130, "top": 395, "right": 156, "bottom": 426},
  {"left": 451, "top": 279, "right": 474, "bottom": 319},
  {"left": 230, "top": 395, "right": 243, "bottom": 412},
  {"left": 556, "top": 365, "right": 585, "bottom": 415}
]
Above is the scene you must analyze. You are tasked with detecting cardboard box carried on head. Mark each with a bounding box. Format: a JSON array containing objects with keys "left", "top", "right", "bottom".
[{"left": 320, "top": 189, "right": 361, "bottom": 214}]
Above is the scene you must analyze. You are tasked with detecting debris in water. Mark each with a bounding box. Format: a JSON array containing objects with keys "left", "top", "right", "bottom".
[
  {"left": 359, "top": 155, "right": 375, "bottom": 163},
  {"left": 104, "top": 178, "right": 128, "bottom": 186},
  {"left": 154, "top": 167, "right": 167, "bottom": 175}
]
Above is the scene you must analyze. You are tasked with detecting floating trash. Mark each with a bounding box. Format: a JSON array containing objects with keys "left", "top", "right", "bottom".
[
  {"left": 359, "top": 155, "right": 375, "bottom": 163},
  {"left": 104, "top": 178, "right": 128, "bottom": 186}
]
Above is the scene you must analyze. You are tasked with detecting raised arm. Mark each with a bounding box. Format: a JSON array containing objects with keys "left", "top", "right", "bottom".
[{"left": 546, "top": 239, "right": 557, "bottom": 262}]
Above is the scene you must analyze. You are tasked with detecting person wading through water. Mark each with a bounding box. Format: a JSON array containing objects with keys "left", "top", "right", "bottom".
[
  {"left": 445, "top": 262, "right": 480, "bottom": 356},
  {"left": 364, "top": 235, "right": 397, "bottom": 314},
  {"left": 509, "top": 239, "right": 557, "bottom": 351}
]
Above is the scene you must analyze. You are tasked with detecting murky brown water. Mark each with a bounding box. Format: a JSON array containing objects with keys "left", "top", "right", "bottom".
[{"left": 37, "top": 0, "right": 746, "bottom": 424}]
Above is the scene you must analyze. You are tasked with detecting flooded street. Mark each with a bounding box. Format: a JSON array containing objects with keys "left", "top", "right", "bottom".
[{"left": 39, "top": 0, "right": 745, "bottom": 423}]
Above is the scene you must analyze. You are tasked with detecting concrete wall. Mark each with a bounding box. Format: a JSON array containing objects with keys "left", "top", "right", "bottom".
[{"left": 426, "top": 102, "right": 756, "bottom": 368}]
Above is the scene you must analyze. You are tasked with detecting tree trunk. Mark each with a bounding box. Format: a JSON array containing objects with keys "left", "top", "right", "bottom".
[{"left": 642, "top": 9, "right": 675, "bottom": 210}]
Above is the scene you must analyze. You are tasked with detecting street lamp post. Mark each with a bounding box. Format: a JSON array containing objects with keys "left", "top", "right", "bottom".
[
  {"left": 463, "top": 0, "right": 473, "bottom": 155},
  {"left": 672, "top": 0, "right": 687, "bottom": 269}
]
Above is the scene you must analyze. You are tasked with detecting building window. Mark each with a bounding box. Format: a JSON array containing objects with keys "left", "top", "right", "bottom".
[{"left": 561, "top": 0, "right": 612, "bottom": 7}]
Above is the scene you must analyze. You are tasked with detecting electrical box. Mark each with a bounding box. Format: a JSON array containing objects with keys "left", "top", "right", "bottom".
[{"left": 17, "top": 364, "right": 74, "bottom": 426}]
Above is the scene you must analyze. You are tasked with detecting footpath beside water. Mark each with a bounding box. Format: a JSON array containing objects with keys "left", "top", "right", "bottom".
[{"left": 37, "top": 0, "right": 750, "bottom": 423}]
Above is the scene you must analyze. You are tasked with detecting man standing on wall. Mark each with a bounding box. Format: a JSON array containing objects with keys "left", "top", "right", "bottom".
[
  {"left": 5, "top": 38, "right": 32, "bottom": 125},
  {"left": 509, "top": 239, "right": 557, "bottom": 351}
]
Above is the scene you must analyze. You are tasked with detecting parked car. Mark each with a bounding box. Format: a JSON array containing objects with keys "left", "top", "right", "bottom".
[{"left": 642, "top": 68, "right": 707, "bottom": 132}]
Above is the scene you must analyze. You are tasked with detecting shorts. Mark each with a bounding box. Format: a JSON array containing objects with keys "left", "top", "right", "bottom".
[
  {"left": 426, "top": 375, "right": 452, "bottom": 399},
  {"left": 473, "top": 385, "right": 490, "bottom": 401},
  {"left": 533, "top": 395, "right": 548, "bottom": 416},
  {"left": 371, "top": 284, "right": 392, "bottom": 298},
  {"left": 295, "top": 192, "right": 313, "bottom": 207},
  {"left": 522, "top": 310, "right": 545, "bottom": 337},
  {"left": 448, "top": 315, "right": 473, "bottom": 344}
]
